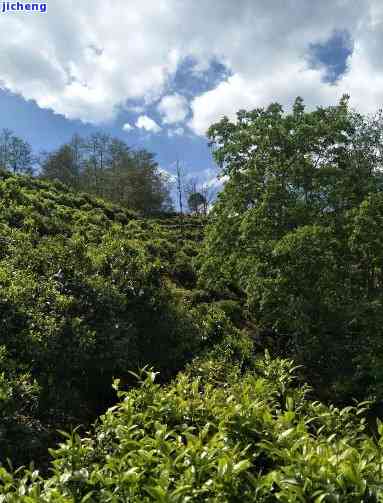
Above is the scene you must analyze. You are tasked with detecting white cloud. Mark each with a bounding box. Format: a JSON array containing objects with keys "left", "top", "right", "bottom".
[
  {"left": 135, "top": 115, "right": 161, "bottom": 133},
  {"left": 122, "top": 122, "right": 133, "bottom": 131},
  {"left": 0, "top": 1, "right": 182, "bottom": 123},
  {"left": 158, "top": 167, "right": 177, "bottom": 183},
  {"left": 167, "top": 126, "right": 185, "bottom": 137},
  {"left": 189, "top": 65, "right": 339, "bottom": 135},
  {"left": 158, "top": 94, "right": 189, "bottom": 124},
  {"left": 187, "top": 0, "right": 383, "bottom": 134},
  {"left": 1, "top": 0, "right": 383, "bottom": 133},
  {"left": 206, "top": 175, "right": 228, "bottom": 189}
]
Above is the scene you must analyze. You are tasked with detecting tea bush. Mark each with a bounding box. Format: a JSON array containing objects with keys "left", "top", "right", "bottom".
[
  {"left": 0, "top": 173, "right": 205, "bottom": 467},
  {"left": 1, "top": 355, "right": 382, "bottom": 502}
]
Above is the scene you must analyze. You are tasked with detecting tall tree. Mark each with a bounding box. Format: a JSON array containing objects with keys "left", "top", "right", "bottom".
[
  {"left": 185, "top": 177, "right": 215, "bottom": 215},
  {"left": 83, "top": 133, "right": 112, "bottom": 196},
  {"left": 0, "top": 129, "right": 13, "bottom": 170},
  {"left": 40, "top": 144, "right": 80, "bottom": 188},
  {"left": 199, "top": 96, "right": 383, "bottom": 400},
  {"left": 187, "top": 191, "right": 206, "bottom": 214},
  {"left": 176, "top": 160, "right": 184, "bottom": 215},
  {"left": 0, "top": 129, "right": 33, "bottom": 174},
  {"left": 40, "top": 133, "right": 173, "bottom": 215}
]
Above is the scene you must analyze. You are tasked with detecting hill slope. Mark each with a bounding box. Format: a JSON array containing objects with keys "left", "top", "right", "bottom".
[
  {"left": 0, "top": 172, "right": 209, "bottom": 467},
  {"left": 1, "top": 172, "right": 382, "bottom": 501}
]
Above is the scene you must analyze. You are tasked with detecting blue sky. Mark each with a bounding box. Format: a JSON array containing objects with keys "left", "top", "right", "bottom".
[
  {"left": 0, "top": 85, "right": 216, "bottom": 180},
  {"left": 0, "top": 1, "right": 381, "bottom": 188},
  {"left": 0, "top": 57, "right": 230, "bottom": 183},
  {"left": 308, "top": 30, "right": 353, "bottom": 84}
]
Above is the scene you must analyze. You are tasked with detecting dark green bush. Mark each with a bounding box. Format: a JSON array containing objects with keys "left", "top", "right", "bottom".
[
  {"left": 0, "top": 226, "right": 200, "bottom": 413},
  {"left": 172, "top": 251, "right": 197, "bottom": 288},
  {"left": 0, "top": 174, "right": 204, "bottom": 467},
  {"left": 211, "top": 300, "right": 243, "bottom": 326}
]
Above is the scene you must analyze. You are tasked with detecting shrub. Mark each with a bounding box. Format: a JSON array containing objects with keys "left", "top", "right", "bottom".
[
  {"left": 1, "top": 356, "right": 382, "bottom": 502},
  {"left": 0, "top": 174, "right": 202, "bottom": 467},
  {"left": 211, "top": 300, "right": 243, "bottom": 326}
]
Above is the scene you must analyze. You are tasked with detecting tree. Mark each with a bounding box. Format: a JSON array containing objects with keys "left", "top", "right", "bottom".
[
  {"left": 0, "top": 129, "right": 13, "bottom": 170},
  {"left": 199, "top": 96, "right": 383, "bottom": 400},
  {"left": 188, "top": 191, "right": 206, "bottom": 214},
  {"left": 185, "top": 177, "right": 215, "bottom": 215},
  {"left": 83, "top": 133, "right": 112, "bottom": 196},
  {"left": 0, "top": 129, "right": 33, "bottom": 174},
  {"left": 200, "top": 182, "right": 215, "bottom": 214},
  {"left": 69, "top": 133, "right": 85, "bottom": 174},
  {"left": 40, "top": 133, "right": 173, "bottom": 215},
  {"left": 40, "top": 144, "right": 80, "bottom": 187},
  {"left": 175, "top": 160, "right": 184, "bottom": 215},
  {"left": 115, "top": 149, "right": 173, "bottom": 214}
]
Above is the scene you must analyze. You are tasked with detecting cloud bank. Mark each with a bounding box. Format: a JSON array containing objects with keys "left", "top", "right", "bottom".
[{"left": 1, "top": 0, "right": 382, "bottom": 135}]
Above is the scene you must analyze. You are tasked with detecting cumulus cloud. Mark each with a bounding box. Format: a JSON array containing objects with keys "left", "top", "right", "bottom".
[
  {"left": 122, "top": 122, "right": 133, "bottom": 131},
  {"left": 1, "top": 0, "right": 383, "bottom": 133},
  {"left": 0, "top": 0, "right": 181, "bottom": 123},
  {"left": 187, "top": 0, "right": 383, "bottom": 134},
  {"left": 158, "top": 167, "right": 177, "bottom": 183},
  {"left": 158, "top": 94, "right": 189, "bottom": 124},
  {"left": 135, "top": 115, "right": 161, "bottom": 133},
  {"left": 167, "top": 126, "right": 185, "bottom": 137}
]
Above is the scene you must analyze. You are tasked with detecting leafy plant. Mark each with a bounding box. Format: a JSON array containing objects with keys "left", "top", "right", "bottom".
[{"left": 1, "top": 356, "right": 382, "bottom": 501}]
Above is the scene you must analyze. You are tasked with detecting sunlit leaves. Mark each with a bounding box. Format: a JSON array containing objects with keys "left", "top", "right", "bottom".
[{"left": 1, "top": 359, "right": 382, "bottom": 501}]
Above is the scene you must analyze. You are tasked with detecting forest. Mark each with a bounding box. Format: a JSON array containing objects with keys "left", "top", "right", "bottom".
[{"left": 1, "top": 96, "right": 383, "bottom": 501}]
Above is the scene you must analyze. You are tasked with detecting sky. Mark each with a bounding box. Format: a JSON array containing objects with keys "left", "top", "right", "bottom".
[{"left": 0, "top": 0, "right": 382, "bottom": 188}]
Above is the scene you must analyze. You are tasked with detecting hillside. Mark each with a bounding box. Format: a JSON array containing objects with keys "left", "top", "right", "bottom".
[
  {"left": 0, "top": 172, "right": 212, "bottom": 468},
  {"left": 0, "top": 153, "right": 383, "bottom": 500}
]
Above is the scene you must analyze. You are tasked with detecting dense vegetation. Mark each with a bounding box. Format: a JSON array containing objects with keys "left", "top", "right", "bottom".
[
  {"left": 200, "top": 96, "right": 383, "bottom": 402},
  {"left": 0, "top": 171, "right": 206, "bottom": 468},
  {"left": 1, "top": 97, "right": 383, "bottom": 500},
  {"left": 3, "top": 355, "right": 383, "bottom": 502}
]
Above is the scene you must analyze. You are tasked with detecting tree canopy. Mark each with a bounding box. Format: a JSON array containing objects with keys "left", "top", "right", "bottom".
[
  {"left": 0, "top": 129, "right": 34, "bottom": 175},
  {"left": 199, "top": 96, "right": 383, "bottom": 400},
  {"left": 40, "top": 133, "right": 173, "bottom": 215},
  {"left": 188, "top": 191, "right": 207, "bottom": 214}
]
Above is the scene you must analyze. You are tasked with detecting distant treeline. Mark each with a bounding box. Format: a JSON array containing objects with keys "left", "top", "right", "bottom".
[{"left": 0, "top": 129, "right": 173, "bottom": 215}]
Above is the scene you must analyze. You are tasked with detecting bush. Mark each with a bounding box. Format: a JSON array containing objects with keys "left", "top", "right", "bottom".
[
  {"left": 172, "top": 250, "right": 197, "bottom": 288},
  {"left": 0, "top": 225, "right": 201, "bottom": 413},
  {"left": 211, "top": 300, "right": 243, "bottom": 326},
  {"left": 0, "top": 174, "right": 202, "bottom": 467},
  {"left": 1, "top": 356, "right": 382, "bottom": 502}
]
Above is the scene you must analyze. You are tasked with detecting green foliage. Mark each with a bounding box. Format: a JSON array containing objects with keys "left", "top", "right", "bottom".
[
  {"left": 0, "top": 173, "right": 203, "bottom": 467},
  {"left": 172, "top": 250, "right": 197, "bottom": 288},
  {"left": 0, "top": 129, "right": 33, "bottom": 175},
  {"left": 199, "top": 97, "right": 383, "bottom": 400},
  {"left": 1, "top": 357, "right": 382, "bottom": 502},
  {"left": 188, "top": 191, "right": 207, "bottom": 214},
  {"left": 0, "top": 347, "right": 47, "bottom": 466},
  {"left": 40, "top": 134, "right": 173, "bottom": 215},
  {"left": 3, "top": 102, "right": 383, "bottom": 499},
  {"left": 39, "top": 144, "right": 80, "bottom": 189},
  {"left": 211, "top": 300, "right": 243, "bottom": 326}
]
